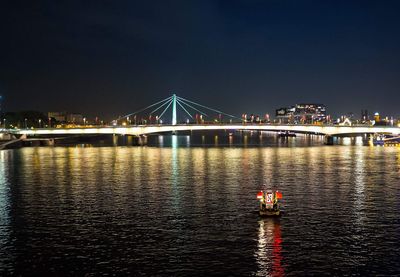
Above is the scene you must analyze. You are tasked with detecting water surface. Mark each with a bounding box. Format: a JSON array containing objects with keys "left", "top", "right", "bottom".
[{"left": 0, "top": 135, "right": 399, "bottom": 275}]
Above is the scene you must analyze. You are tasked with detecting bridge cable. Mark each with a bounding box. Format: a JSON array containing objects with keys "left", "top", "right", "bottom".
[
  {"left": 150, "top": 97, "right": 174, "bottom": 115},
  {"left": 118, "top": 96, "right": 172, "bottom": 120},
  {"left": 177, "top": 96, "right": 238, "bottom": 119},
  {"left": 175, "top": 98, "right": 208, "bottom": 117},
  {"left": 158, "top": 98, "right": 174, "bottom": 119},
  {"left": 176, "top": 99, "right": 194, "bottom": 119}
]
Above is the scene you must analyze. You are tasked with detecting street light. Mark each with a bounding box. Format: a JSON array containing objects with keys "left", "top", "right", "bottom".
[
  {"left": 38, "top": 119, "right": 41, "bottom": 128},
  {"left": 83, "top": 117, "right": 86, "bottom": 126},
  {"left": 25, "top": 118, "right": 27, "bottom": 129}
]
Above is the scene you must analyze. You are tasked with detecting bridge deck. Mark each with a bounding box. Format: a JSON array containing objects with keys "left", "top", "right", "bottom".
[{"left": 7, "top": 124, "right": 400, "bottom": 137}]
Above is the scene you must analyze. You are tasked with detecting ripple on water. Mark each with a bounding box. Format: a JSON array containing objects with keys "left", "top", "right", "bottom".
[{"left": 0, "top": 144, "right": 399, "bottom": 275}]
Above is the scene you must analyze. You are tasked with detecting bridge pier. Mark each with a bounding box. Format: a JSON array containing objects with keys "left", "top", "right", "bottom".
[
  {"left": 42, "top": 138, "right": 55, "bottom": 146},
  {"left": 324, "top": 135, "right": 334, "bottom": 145}
]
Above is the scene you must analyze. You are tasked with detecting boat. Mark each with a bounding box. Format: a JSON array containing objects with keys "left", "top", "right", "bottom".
[
  {"left": 277, "top": 131, "right": 296, "bottom": 138},
  {"left": 372, "top": 134, "right": 400, "bottom": 146},
  {"left": 257, "top": 190, "right": 282, "bottom": 217}
]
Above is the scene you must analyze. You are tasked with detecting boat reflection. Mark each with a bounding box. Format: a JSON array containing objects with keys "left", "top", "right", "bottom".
[{"left": 255, "top": 219, "right": 284, "bottom": 276}]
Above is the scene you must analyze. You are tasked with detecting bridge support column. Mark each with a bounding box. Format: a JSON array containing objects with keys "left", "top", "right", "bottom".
[{"left": 324, "top": 135, "right": 334, "bottom": 145}]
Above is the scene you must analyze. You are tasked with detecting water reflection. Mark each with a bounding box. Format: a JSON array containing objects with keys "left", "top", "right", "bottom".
[
  {"left": 138, "top": 135, "right": 147, "bottom": 146},
  {"left": 0, "top": 151, "right": 13, "bottom": 273},
  {"left": 170, "top": 135, "right": 182, "bottom": 222},
  {"left": 170, "top": 134, "right": 177, "bottom": 148},
  {"left": 158, "top": 135, "right": 164, "bottom": 147},
  {"left": 353, "top": 148, "right": 365, "bottom": 227},
  {"left": 1, "top": 140, "right": 400, "bottom": 275},
  {"left": 112, "top": 134, "right": 118, "bottom": 146},
  {"left": 355, "top": 136, "right": 363, "bottom": 146},
  {"left": 185, "top": 135, "right": 190, "bottom": 147},
  {"left": 256, "top": 219, "right": 284, "bottom": 276}
]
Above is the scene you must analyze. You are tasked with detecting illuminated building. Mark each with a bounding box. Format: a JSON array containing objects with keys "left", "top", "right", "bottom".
[
  {"left": 48, "top": 112, "right": 84, "bottom": 124},
  {"left": 67, "top": 113, "right": 84, "bottom": 124},
  {"left": 374, "top": 112, "right": 380, "bottom": 123},
  {"left": 361, "top": 109, "right": 369, "bottom": 122},
  {"left": 48, "top": 112, "right": 67, "bottom": 122},
  {"left": 276, "top": 104, "right": 326, "bottom": 124},
  {"left": 275, "top": 107, "right": 295, "bottom": 123}
]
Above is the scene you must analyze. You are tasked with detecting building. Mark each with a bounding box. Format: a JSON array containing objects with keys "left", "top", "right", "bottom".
[
  {"left": 374, "top": 112, "right": 380, "bottom": 123},
  {"left": 48, "top": 112, "right": 84, "bottom": 124},
  {"left": 276, "top": 104, "right": 326, "bottom": 124},
  {"left": 48, "top": 112, "right": 66, "bottom": 123},
  {"left": 361, "top": 109, "right": 369, "bottom": 122},
  {"left": 294, "top": 104, "right": 326, "bottom": 123},
  {"left": 67, "top": 113, "right": 84, "bottom": 124},
  {"left": 275, "top": 107, "right": 295, "bottom": 123}
]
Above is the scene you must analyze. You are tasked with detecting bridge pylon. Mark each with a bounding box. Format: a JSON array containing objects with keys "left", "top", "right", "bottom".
[{"left": 172, "top": 94, "right": 177, "bottom": 125}]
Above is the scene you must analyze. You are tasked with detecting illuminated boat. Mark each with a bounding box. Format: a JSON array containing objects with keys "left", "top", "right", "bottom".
[
  {"left": 257, "top": 190, "right": 282, "bottom": 217},
  {"left": 372, "top": 134, "right": 400, "bottom": 146}
]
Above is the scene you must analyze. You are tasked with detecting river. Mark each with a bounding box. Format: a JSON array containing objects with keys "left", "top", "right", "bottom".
[{"left": 0, "top": 134, "right": 399, "bottom": 275}]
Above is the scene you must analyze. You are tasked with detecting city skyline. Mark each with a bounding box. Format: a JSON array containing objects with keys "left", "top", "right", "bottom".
[
  {"left": 0, "top": 92, "right": 396, "bottom": 124},
  {"left": 1, "top": 1, "right": 400, "bottom": 119}
]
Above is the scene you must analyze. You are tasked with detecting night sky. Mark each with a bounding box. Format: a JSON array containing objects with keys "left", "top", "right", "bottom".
[{"left": 1, "top": 0, "right": 400, "bottom": 120}]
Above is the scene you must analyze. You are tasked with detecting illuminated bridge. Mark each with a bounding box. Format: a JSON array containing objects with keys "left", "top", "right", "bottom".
[
  {"left": 10, "top": 123, "right": 400, "bottom": 137},
  {"left": 5, "top": 94, "right": 400, "bottom": 141}
]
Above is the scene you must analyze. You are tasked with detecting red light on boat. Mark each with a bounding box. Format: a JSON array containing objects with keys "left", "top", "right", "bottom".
[
  {"left": 276, "top": 191, "right": 283, "bottom": 199},
  {"left": 257, "top": 191, "right": 263, "bottom": 199}
]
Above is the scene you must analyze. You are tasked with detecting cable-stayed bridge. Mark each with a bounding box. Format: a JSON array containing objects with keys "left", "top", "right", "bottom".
[
  {"left": 115, "top": 94, "right": 238, "bottom": 125},
  {"left": 5, "top": 94, "right": 400, "bottom": 140}
]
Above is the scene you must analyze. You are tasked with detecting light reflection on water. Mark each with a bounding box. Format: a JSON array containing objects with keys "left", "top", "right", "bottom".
[
  {"left": 0, "top": 137, "right": 399, "bottom": 275},
  {"left": 256, "top": 219, "right": 284, "bottom": 276},
  {"left": 0, "top": 151, "right": 13, "bottom": 273}
]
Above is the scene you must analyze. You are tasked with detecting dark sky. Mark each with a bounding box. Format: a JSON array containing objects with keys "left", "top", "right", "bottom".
[{"left": 1, "top": 0, "right": 400, "bottom": 120}]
